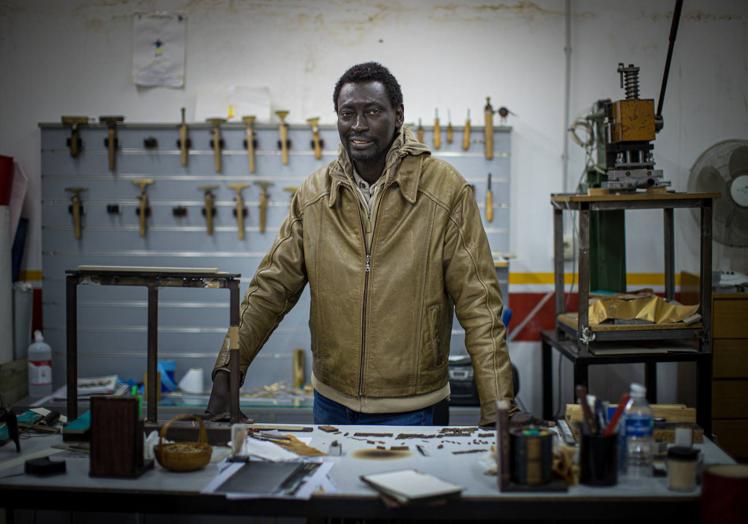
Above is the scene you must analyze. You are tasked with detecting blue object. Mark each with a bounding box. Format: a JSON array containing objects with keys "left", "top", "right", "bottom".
[
  {"left": 158, "top": 360, "right": 177, "bottom": 392},
  {"left": 313, "top": 390, "right": 435, "bottom": 425},
  {"left": 502, "top": 307, "right": 513, "bottom": 329}
]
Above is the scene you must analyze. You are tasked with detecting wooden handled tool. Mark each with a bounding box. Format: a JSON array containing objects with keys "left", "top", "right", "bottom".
[
  {"left": 276, "top": 110, "right": 290, "bottom": 165},
  {"left": 242, "top": 115, "right": 257, "bottom": 174},
  {"left": 99, "top": 116, "right": 124, "bottom": 172},
  {"left": 61, "top": 116, "right": 89, "bottom": 158},
  {"left": 446, "top": 110, "right": 454, "bottom": 144},
  {"left": 292, "top": 348, "right": 305, "bottom": 389},
  {"left": 283, "top": 186, "right": 298, "bottom": 204},
  {"left": 206, "top": 118, "right": 226, "bottom": 174},
  {"left": 198, "top": 185, "right": 219, "bottom": 236},
  {"left": 416, "top": 118, "right": 425, "bottom": 143},
  {"left": 255, "top": 181, "right": 273, "bottom": 233},
  {"left": 307, "top": 117, "right": 322, "bottom": 160},
  {"left": 484, "top": 97, "right": 494, "bottom": 160},
  {"left": 432, "top": 109, "right": 441, "bottom": 150},
  {"left": 462, "top": 109, "right": 471, "bottom": 151},
  {"left": 132, "top": 178, "right": 154, "bottom": 238},
  {"left": 485, "top": 172, "right": 494, "bottom": 223},
  {"left": 228, "top": 183, "right": 249, "bottom": 240},
  {"left": 178, "top": 107, "right": 189, "bottom": 167},
  {"left": 65, "top": 187, "right": 86, "bottom": 240}
]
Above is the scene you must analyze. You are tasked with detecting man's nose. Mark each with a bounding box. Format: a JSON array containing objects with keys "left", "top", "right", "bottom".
[{"left": 352, "top": 113, "right": 367, "bottom": 131}]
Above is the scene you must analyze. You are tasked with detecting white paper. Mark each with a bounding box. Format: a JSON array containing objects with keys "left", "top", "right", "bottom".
[
  {"left": 238, "top": 436, "right": 300, "bottom": 462},
  {"left": 195, "top": 86, "right": 271, "bottom": 122},
  {"left": 132, "top": 13, "right": 186, "bottom": 88}
]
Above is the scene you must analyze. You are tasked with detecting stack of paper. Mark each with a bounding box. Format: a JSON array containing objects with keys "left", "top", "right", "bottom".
[{"left": 360, "top": 469, "right": 463, "bottom": 505}]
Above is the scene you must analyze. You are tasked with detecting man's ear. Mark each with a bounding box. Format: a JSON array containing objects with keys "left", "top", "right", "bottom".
[{"left": 395, "top": 104, "right": 404, "bottom": 128}]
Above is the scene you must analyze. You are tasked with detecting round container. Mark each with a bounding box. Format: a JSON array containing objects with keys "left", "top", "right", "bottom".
[
  {"left": 701, "top": 464, "right": 748, "bottom": 524},
  {"left": 666, "top": 446, "right": 699, "bottom": 492}
]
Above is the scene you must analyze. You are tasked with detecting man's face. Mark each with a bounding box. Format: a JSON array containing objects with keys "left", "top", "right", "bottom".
[{"left": 336, "top": 81, "right": 404, "bottom": 165}]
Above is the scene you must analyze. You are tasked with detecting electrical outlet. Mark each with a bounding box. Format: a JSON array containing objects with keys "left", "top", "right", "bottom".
[{"left": 563, "top": 234, "right": 574, "bottom": 261}]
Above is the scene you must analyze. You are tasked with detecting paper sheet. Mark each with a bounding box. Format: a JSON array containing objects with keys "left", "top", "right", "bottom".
[{"left": 132, "top": 13, "right": 186, "bottom": 88}]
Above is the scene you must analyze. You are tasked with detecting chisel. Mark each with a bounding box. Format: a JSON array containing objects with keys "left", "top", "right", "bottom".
[
  {"left": 206, "top": 118, "right": 226, "bottom": 174},
  {"left": 178, "top": 107, "right": 189, "bottom": 167},
  {"left": 485, "top": 173, "right": 494, "bottom": 223},
  {"left": 199, "top": 185, "right": 219, "bottom": 235},
  {"left": 242, "top": 115, "right": 256, "bottom": 174},
  {"left": 132, "top": 179, "right": 154, "bottom": 238},
  {"left": 433, "top": 109, "right": 441, "bottom": 150},
  {"left": 65, "top": 187, "right": 86, "bottom": 240},
  {"left": 228, "top": 183, "right": 249, "bottom": 240},
  {"left": 276, "top": 111, "right": 290, "bottom": 165},
  {"left": 307, "top": 117, "right": 323, "bottom": 160},
  {"left": 99, "top": 116, "right": 124, "bottom": 172},
  {"left": 416, "top": 118, "right": 425, "bottom": 143},
  {"left": 462, "top": 109, "right": 471, "bottom": 151},
  {"left": 61, "top": 116, "right": 89, "bottom": 158},
  {"left": 446, "top": 110, "right": 454, "bottom": 144},
  {"left": 484, "top": 97, "right": 494, "bottom": 160},
  {"left": 255, "top": 181, "right": 273, "bottom": 233}
]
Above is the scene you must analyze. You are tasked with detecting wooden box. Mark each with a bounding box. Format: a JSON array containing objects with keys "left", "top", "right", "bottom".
[{"left": 611, "top": 99, "right": 656, "bottom": 143}]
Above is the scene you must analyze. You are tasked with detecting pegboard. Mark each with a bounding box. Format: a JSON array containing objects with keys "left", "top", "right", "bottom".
[{"left": 40, "top": 121, "right": 511, "bottom": 392}]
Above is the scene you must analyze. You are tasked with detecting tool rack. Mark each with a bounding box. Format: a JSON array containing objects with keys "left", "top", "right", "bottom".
[{"left": 547, "top": 191, "right": 719, "bottom": 434}]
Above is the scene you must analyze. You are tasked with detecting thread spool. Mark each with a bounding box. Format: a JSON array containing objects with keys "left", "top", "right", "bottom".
[{"left": 509, "top": 427, "right": 552, "bottom": 486}]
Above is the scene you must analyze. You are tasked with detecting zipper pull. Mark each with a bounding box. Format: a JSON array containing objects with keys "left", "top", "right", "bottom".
[{"left": 365, "top": 254, "right": 371, "bottom": 273}]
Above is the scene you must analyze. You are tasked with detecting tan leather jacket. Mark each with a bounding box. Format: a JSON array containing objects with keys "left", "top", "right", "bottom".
[{"left": 214, "top": 128, "right": 514, "bottom": 425}]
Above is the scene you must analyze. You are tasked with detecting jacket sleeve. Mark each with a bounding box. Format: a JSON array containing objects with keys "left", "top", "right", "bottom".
[
  {"left": 212, "top": 189, "right": 308, "bottom": 382},
  {"left": 443, "top": 185, "right": 515, "bottom": 426}
]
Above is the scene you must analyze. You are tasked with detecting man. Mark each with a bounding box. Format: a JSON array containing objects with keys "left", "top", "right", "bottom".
[{"left": 208, "top": 62, "right": 514, "bottom": 426}]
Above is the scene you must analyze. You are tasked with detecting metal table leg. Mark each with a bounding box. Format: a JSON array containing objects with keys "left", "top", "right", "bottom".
[
  {"left": 66, "top": 275, "right": 78, "bottom": 420},
  {"left": 229, "top": 279, "right": 241, "bottom": 423},
  {"left": 542, "top": 336, "right": 553, "bottom": 420},
  {"left": 664, "top": 208, "right": 675, "bottom": 301},
  {"left": 578, "top": 205, "right": 591, "bottom": 339},
  {"left": 147, "top": 285, "right": 158, "bottom": 423},
  {"left": 554, "top": 208, "right": 565, "bottom": 318}
]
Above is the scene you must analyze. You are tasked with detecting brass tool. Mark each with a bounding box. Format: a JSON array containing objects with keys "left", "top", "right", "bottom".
[
  {"left": 307, "top": 117, "right": 323, "bottom": 160},
  {"left": 132, "top": 178, "right": 154, "bottom": 238},
  {"left": 227, "top": 183, "right": 249, "bottom": 240},
  {"left": 484, "top": 97, "right": 494, "bottom": 160},
  {"left": 178, "top": 107, "right": 190, "bottom": 167},
  {"left": 433, "top": 109, "right": 441, "bottom": 150},
  {"left": 416, "top": 118, "right": 425, "bottom": 143},
  {"left": 485, "top": 173, "right": 494, "bottom": 223},
  {"left": 283, "top": 186, "right": 298, "bottom": 204},
  {"left": 276, "top": 110, "right": 290, "bottom": 165},
  {"left": 61, "top": 116, "right": 88, "bottom": 158},
  {"left": 255, "top": 181, "right": 273, "bottom": 234},
  {"left": 206, "top": 118, "right": 226, "bottom": 174},
  {"left": 446, "top": 110, "right": 454, "bottom": 144},
  {"left": 99, "top": 115, "right": 124, "bottom": 172},
  {"left": 242, "top": 115, "right": 257, "bottom": 174},
  {"left": 292, "top": 348, "right": 305, "bottom": 389},
  {"left": 462, "top": 109, "right": 471, "bottom": 151},
  {"left": 198, "top": 185, "right": 219, "bottom": 236},
  {"left": 65, "top": 187, "right": 86, "bottom": 240}
]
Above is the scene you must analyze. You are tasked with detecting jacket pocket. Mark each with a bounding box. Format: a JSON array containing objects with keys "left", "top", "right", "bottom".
[{"left": 427, "top": 304, "right": 444, "bottom": 367}]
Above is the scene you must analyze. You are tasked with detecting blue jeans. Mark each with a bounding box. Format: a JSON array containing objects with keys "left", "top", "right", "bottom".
[{"left": 313, "top": 390, "right": 435, "bottom": 426}]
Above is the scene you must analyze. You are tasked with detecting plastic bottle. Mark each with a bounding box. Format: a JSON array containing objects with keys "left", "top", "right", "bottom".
[
  {"left": 28, "top": 330, "right": 53, "bottom": 398},
  {"left": 624, "top": 383, "right": 654, "bottom": 476}
]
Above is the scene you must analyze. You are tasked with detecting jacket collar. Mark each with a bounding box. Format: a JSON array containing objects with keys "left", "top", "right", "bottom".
[{"left": 328, "top": 127, "right": 430, "bottom": 207}]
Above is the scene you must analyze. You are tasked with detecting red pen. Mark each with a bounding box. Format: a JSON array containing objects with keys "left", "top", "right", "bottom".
[{"left": 603, "top": 393, "right": 631, "bottom": 437}]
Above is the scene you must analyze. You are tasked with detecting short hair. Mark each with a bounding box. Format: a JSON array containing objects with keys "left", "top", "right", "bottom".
[{"left": 333, "top": 62, "right": 403, "bottom": 112}]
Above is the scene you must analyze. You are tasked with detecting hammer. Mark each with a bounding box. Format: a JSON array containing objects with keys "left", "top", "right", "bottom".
[
  {"left": 99, "top": 115, "right": 125, "bottom": 172},
  {"left": 198, "top": 185, "right": 219, "bottom": 236},
  {"left": 228, "top": 183, "right": 249, "bottom": 240},
  {"left": 206, "top": 118, "right": 226, "bottom": 174},
  {"left": 275, "top": 110, "right": 290, "bottom": 166},
  {"left": 61, "top": 116, "right": 89, "bottom": 158},
  {"left": 65, "top": 187, "right": 86, "bottom": 240},
  {"left": 132, "top": 178, "right": 154, "bottom": 238},
  {"left": 255, "top": 181, "right": 273, "bottom": 234}
]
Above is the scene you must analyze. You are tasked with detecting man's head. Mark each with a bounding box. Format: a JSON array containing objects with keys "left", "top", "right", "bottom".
[{"left": 333, "top": 62, "right": 404, "bottom": 170}]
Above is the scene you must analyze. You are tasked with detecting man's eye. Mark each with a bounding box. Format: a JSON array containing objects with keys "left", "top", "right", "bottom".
[
  {"left": 367, "top": 108, "right": 381, "bottom": 116},
  {"left": 340, "top": 111, "right": 353, "bottom": 119}
]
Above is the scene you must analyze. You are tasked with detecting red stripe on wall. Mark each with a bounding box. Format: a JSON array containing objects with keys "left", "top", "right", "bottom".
[{"left": 507, "top": 293, "right": 579, "bottom": 341}]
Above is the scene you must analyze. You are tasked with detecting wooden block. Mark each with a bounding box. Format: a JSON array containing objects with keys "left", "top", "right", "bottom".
[
  {"left": 566, "top": 403, "right": 696, "bottom": 425},
  {"left": 713, "top": 419, "right": 748, "bottom": 459},
  {"left": 712, "top": 381, "right": 748, "bottom": 419},
  {"left": 714, "top": 340, "right": 748, "bottom": 378},
  {"left": 611, "top": 99, "right": 656, "bottom": 143},
  {"left": 713, "top": 296, "right": 748, "bottom": 339},
  {"left": 90, "top": 396, "right": 152, "bottom": 478},
  {"left": 0, "top": 358, "right": 28, "bottom": 406}
]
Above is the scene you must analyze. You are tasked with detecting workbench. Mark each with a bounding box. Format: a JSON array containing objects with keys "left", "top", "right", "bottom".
[{"left": 0, "top": 425, "right": 734, "bottom": 522}]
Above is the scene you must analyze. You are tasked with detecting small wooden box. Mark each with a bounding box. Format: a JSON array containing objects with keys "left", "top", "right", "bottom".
[
  {"left": 90, "top": 396, "right": 152, "bottom": 478},
  {"left": 611, "top": 99, "right": 656, "bottom": 143}
]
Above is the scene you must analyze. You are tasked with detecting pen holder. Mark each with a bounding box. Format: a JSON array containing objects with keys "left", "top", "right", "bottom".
[{"left": 580, "top": 433, "right": 618, "bottom": 486}]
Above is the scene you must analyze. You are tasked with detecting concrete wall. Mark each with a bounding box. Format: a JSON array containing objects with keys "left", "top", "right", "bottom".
[{"left": 1, "top": 0, "right": 746, "bottom": 416}]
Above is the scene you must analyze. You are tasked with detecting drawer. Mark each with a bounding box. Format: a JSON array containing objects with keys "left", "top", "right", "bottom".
[
  {"left": 713, "top": 340, "right": 748, "bottom": 378},
  {"left": 712, "top": 380, "right": 748, "bottom": 418},
  {"left": 713, "top": 296, "right": 748, "bottom": 339},
  {"left": 713, "top": 419, "right": 748, "bottom": 459}
]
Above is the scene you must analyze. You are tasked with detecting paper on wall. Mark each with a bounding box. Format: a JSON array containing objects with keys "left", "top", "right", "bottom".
[{"left": 132, "top": 13, "right": 186, "bottom": 88}]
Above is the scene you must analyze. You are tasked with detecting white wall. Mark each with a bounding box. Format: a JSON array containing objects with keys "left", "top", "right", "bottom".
[{"left": 1, "top": 0, "right": 746, "bottom": 415}]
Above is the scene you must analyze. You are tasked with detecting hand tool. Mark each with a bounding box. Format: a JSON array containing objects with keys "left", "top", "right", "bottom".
[
  {"left": 275, "top": 110, "right": 290, "bottom": 165},
  {"left": 206, "top": 118, "right": 226, "bottom": 174},
  {"left": 283, "top": 186, "right": 298, "bottom": 201},
  {"left": 462, "top": 109, "right": 471, "bottom": 151},
  {"left": 172, "top": 206, "right": 188, "bottom": 218},
  {"left": 143, "top": 137, "right": 158, "bottom": 149},
  {"left": 61, "top": 116, "right": 89, "bottom": 158},
  {"left": 132, "top": 178, "right": 154, "bottom": 238},
  {"left": 227, "top": 183, "right": 249, "bottom": 240},
  {"left": 241, "top": 115, "right": 257, "bottom": 174},
  {"left": 446, "top": 109, "right": 454, "bottom": 144},
  {"left": 255, "top": 181, "right": 273, "bottom": 233},
  {"left": 65, "top": 187, "right": 86, "bottom": 240},
  {"left": 416, "top": 118, "right": 425, "bottom": 143},
  {"left": 603, "top": 393, "right": 630, "bottom": 437},
  {"left": 484, "top": 97, "right": 494, "bottom": 160},
  {"left": 292, "top": 348, "right": 305, "bottom": 389},
  {"left": 576, "top": 385, "right": 596, "bottom": 435},
  {"left": 433, "top": 109, "right": 441, "bottom": 150},
  {"left": 498, "top": 106, "right": 516, "bottom": 124},
  {"left": 485, "top": 173, "right": 494, "bottom": 223},
  {"left": 177, "top": 107, "right": 190, "bottom": 167},
  {"left": 198, "top": 185, "right": 219, "bottom": 236},
  {"left": 307, "top": 117, "right": 323, "bottom": 160},
  {"left": 99, "top": 115, "right": 124, "bottom": 172}
]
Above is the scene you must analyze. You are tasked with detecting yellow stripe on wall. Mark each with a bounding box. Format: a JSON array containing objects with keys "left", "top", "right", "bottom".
[
  {"left": 19, "top": 270, "right": 43, "bottom": 282},
  {"left": 509, "top": 272, "right": 683, "bottom": 286}
]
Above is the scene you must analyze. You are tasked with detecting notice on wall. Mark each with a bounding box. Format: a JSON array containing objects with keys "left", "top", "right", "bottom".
[{"left": 132, "top": 13, "right": 186, "bottom": 88}]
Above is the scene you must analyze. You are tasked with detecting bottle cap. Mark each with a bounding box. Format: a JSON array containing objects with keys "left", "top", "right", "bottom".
[
  {"left": 33, "top": 330, "right": 44, "bottom": 342},
  {"left": 630, "top": 383, "right": 646, "bottom": 397}
]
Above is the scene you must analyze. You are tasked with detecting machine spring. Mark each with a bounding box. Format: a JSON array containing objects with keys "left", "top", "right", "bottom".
[{"left": 617, "top": 62, "right": 640, "bottom": 100}]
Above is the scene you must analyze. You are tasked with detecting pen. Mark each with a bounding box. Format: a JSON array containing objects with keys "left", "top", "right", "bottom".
[
  {"left": 594, "top": 398, "right": 605, "bottom": 435},
  {"left": 603, "top": 393, "right": 631, "bottom": 437},
  {"left": 576, "top": 385, "right": 596, "bottom": 435}
]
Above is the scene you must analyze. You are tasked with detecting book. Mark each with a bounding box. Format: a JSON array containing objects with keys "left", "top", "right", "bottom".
[{"left": 360, "top": 469, "right": 462, "bottom": 505}]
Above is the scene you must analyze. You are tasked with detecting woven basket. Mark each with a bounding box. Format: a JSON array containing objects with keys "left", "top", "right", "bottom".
[{"left": 154, "top": 414, "right": 212, "bottom": 472}]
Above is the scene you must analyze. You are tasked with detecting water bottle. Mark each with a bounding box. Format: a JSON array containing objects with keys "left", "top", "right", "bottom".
[
  {"left": 28, "top": 330, "right": 53, "bottom": 398},
  {"left": 624, "top": 383, "right": 654, "bottom": 476}
]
